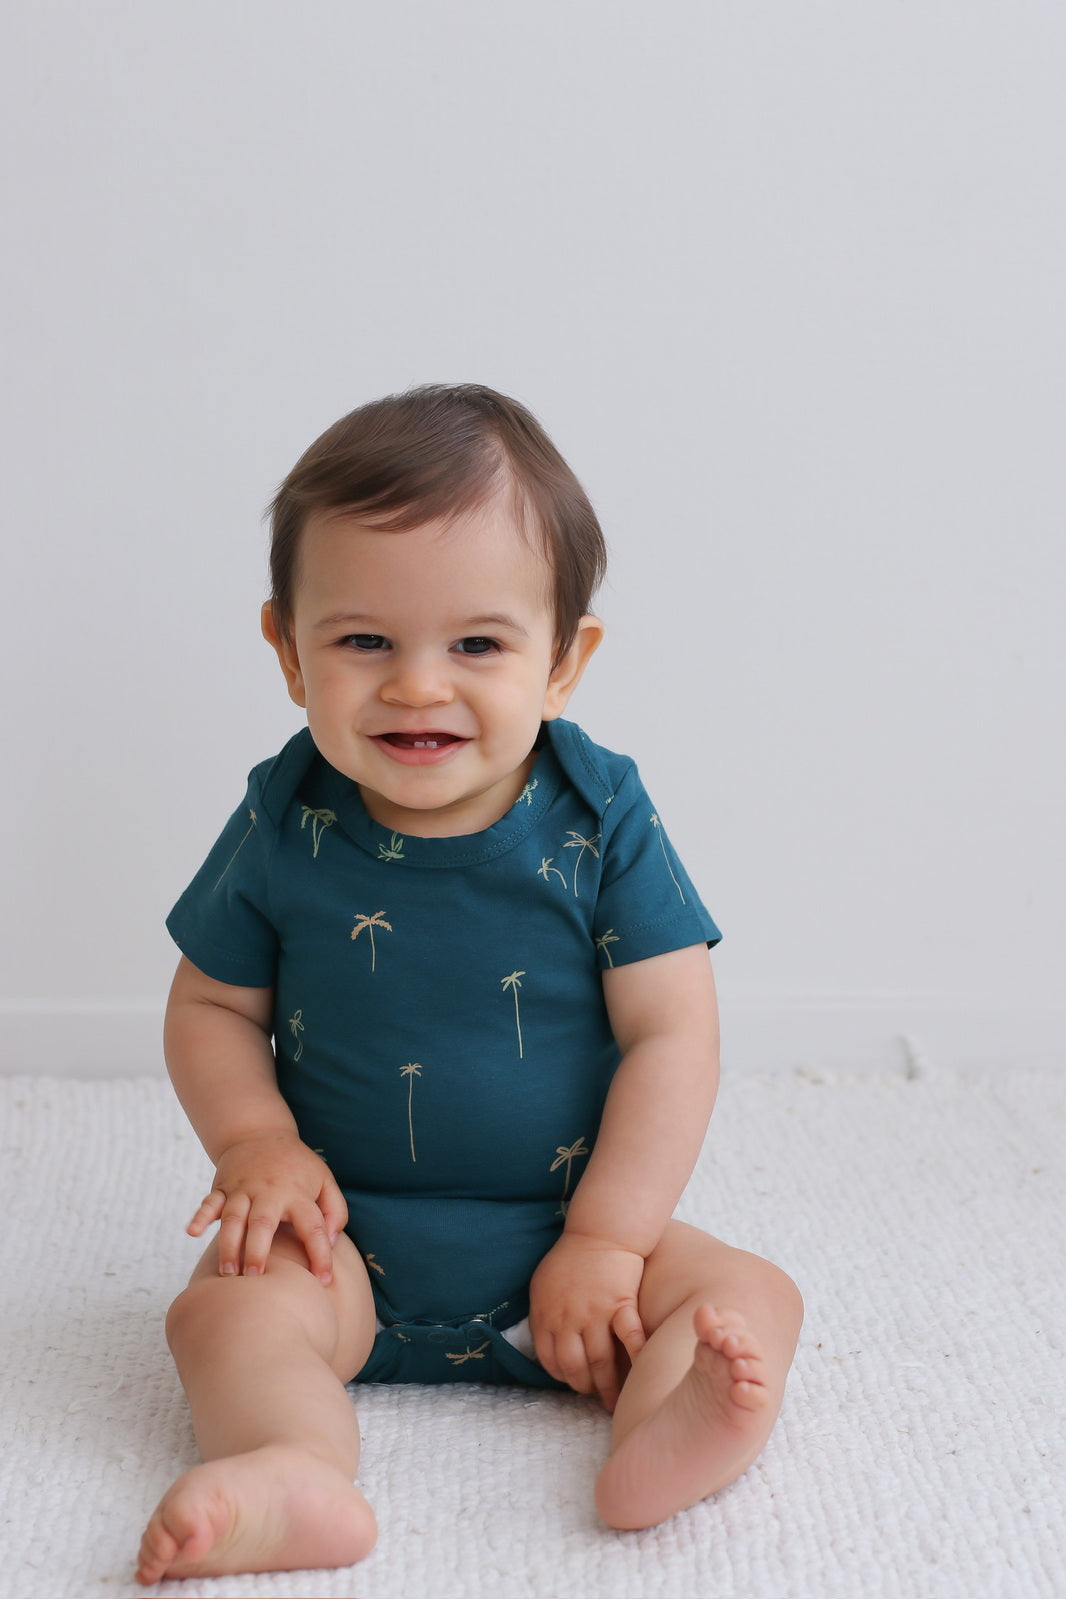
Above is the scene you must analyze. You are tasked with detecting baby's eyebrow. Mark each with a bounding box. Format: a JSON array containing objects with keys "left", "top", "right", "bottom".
[
  {"left": 462, "top": 613, "right": 529, "bottom": 637},
  {"left": 313, "top": 613, "right": 377, "bottom": 632},
  {"left": 311, "top": 611, "right": 530, "bottom": 637}
]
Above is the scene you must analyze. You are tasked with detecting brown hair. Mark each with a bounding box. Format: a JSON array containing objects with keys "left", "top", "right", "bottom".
[{"left": 267, "top": 384, "right": 607, "bottom": 665}]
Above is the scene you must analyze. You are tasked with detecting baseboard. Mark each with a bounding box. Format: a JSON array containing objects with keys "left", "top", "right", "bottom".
[
  {"left": 0, "top": 993, "right": 1061, "bottom": 1078},
  {"left": 717, "top": 987, "right": 1065, "bottom": 1074}
]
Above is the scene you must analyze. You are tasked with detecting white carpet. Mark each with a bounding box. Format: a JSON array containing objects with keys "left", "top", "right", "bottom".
[{"left": 1, "top": 1066, "right": 1062, "bottom": 1599}]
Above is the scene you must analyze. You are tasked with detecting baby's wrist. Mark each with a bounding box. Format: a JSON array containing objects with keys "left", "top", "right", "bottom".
[
  {"left": 558, "top": 1221, "right": 648, "bottom": 1261},
  {"left": 210, "top": 1124, "right": 305, "bottom": 1164}
]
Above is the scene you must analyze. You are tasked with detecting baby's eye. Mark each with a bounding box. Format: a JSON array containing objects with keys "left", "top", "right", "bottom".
[
  {"left": 454, "top": 636, "right": 499, "bottom": 656},
  {"left": 344, "top": 634, "right": 389, "bottom": 652}
]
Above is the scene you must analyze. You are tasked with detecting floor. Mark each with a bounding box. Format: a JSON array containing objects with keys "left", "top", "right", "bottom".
[{"left": 1, "top": 1064, "right": 1061, "bottom": 1598}]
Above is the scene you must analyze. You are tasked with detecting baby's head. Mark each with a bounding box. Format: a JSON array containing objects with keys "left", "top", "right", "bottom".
[
  {"left": 262, "top": 386, "right": 607, "bottom": 836},
  {"left": 267, "top": 383, "right": 606, "bottom": 670}
]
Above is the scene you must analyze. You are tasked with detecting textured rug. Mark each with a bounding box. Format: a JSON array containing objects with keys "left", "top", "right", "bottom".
[{"left": 0, "top": 1066, "right": 1062, "bottom": 1599}]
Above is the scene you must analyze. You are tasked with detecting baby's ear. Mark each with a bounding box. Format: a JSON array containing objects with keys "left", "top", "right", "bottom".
[
  {"left": 261, "top": 603, "right": 307, "bottom": 708},
  {"left": 542, "top": 615, "right": 604, "bottom": 720}
]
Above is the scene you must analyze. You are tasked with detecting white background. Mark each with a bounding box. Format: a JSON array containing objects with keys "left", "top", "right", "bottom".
[{"left": 2, "top": 2, "right": 1063, "bottom": 1074}]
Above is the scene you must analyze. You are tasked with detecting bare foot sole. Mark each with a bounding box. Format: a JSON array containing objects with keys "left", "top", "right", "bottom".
[
  {"left": 595, "top": 1305, "right": 774, "bottom": 1530},
  {"left": 136, "top": 1444, "right": 377, "bottom": 1584}
]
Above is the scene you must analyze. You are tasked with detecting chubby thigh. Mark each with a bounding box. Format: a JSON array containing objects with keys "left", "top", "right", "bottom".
[{"left": 180, "top": 1225, "right": 379, "bottom": 1384}]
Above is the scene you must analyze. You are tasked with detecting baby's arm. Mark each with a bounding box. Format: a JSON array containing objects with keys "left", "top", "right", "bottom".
[
  {"left": 165, "top": 955, "right": 347, "bottom": 1283},
  {"left": 529, "top": 944, "right": 720, "bottom": 1409}
]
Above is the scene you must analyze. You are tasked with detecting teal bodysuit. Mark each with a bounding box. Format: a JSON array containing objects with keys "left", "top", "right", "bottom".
[{"left": 167, "top": 719, "right": 720, "bottom": 1386}]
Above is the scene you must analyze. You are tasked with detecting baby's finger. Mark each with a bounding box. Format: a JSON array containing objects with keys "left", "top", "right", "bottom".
[
  {"left": 553, "top": 1330, "right": 595, "bottom": 1395},
  {"left": 530, "top": 1323, "right": 561, "bottom": 1383},
  {"left": 611, "top": 1302, "right": 647, "bottom": 1363},
  {"left": 585, "top": 1329, "right": 623, "bottom": 1412},
  {"left": 241, "top": 1205, "right": 284, "bottom": 1276},
  {"left": 186, "top": 1189, "right": 225, "bottom": 1237},
  {"left": 317, "top": 1171, "right": 348, "bottom": 1243},
  {"left": 289, "top": 1199, "right": 336, "bottom": 1284},
  {"left": 215, "top": 1193, "right": 253, "bottom": 1275}
]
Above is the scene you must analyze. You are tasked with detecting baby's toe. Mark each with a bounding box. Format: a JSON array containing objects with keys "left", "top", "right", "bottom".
[
  {"left": 729, "top": 1354, "right": 764, "bottom": 1383},
  {"left": 136, "top": 1521, "right": 177, "bottom": 1584},
  {"left": 731, "top": 1377, "right": 771, "bottom": 1412},
  {"left": 718, "top": 1323, "right": 763, "bottom": 1363}
]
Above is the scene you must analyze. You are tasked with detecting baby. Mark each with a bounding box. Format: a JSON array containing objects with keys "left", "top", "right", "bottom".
[{"left": 137, "top": 384, "right": 803, "bottom": 1584}]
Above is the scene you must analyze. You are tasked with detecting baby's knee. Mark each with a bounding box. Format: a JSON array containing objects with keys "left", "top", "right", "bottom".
[
  {"left": 165, "top": 1276, "right": 225, "bottom": 1352},
  {"left": 164, "top": 1271, "right": 271, "bottom": 1352},
  {"left": 761, "top": 1259, "right": 804, "bottom": 1326},
  {"left": 709, "top": 1244, "right": 804, "bottom": 1330}
]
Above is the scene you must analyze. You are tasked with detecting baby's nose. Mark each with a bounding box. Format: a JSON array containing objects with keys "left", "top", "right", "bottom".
[{"left": 381, "top": 653, "right": 454, "bottom": 706}]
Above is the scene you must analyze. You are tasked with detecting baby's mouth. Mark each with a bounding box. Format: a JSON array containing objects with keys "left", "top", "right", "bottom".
[{"left": 378, "top": 733, "right": 463, "bottom": 750}]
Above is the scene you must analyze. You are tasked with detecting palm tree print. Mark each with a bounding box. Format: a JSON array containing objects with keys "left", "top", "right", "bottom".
[
  {"left": 400, "top": 1062, "right": 422, "bottom": 1161},
  {"left": 563, "top": 830, "right": 601, "bottom": 897},
  {"left": 650, "top": 815, "right": 686, "bottom": 903},
  {"left": 515, "top": 778, "right": 539, "bottom": 806},
  {"left": 288, "top": 1009, "right": 305, "bottom": 1061},
  {"left": 501, "top": 970, "right": 526, "bottom": 1059},
  {"left": 212, "top": 808, "right": 257, "bottom": 891},
  {"left": 365, "top": 1253, "right": 385, "bottom": 1277},
  {"left": 537, "top": 856, "right": 567, "bottom": 888},
  {"left": 594, "top": 930, "right": 620, "bottom": 967},
  {"left": 300, "top": 806, "right": 337, "bottom": 859},
  {"left": 445, "top": 1340, "right": 491, "bottom": 1365},
  {"left": 351, "top": 910, "right": 393, "bottom": 971},
  {"left": 377, "top": 831, "right": 405, "bottom": 861},
  {"left": 550, "top": 1136, "right": 589, "bottom": 1217}
]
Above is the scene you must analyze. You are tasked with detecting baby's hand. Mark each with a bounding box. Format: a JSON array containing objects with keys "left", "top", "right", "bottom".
[
  {"left": 187, "top": 1134, "right": 348, "bottom": 1284},
  {"left": 529, "top": 1231, "right": 646, "bottom": 1411}
]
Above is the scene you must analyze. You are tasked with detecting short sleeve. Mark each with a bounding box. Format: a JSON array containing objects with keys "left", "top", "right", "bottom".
[
  {"left": 165, "top": 772, "right": 280, "bottom": 989},
  {"left": 592, "top": 765, "right": 721, "bottom": 968}
]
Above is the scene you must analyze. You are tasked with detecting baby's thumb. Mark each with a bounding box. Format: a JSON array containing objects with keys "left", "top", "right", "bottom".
[
  {"left": 318, "top": 1172, "right": 349, "bottom": 1242},
  {"left": 612, "top": 1302, "right": 646, "bottom": 1361}
]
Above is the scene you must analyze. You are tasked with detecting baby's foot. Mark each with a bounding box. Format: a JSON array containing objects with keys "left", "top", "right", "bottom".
[
  {"left": 595, "top": 1305, "right": 773, "bottom": 1530},
  {"left": 135, "top": 1444, "right": 376, "bottom": 1584}
]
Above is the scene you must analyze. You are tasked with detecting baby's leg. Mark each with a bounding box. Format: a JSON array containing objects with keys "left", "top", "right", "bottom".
[
  {"left": 137, "top": 1228, "right": 378, "bottom": 1585},
  {"left": 595, "top": 1220, "right": 802, "bottom": 1530}
]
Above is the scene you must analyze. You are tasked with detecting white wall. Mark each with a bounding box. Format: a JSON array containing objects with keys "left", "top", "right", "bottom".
[{"left": 2, "top": 2, "right": 1063, "bottom": 1076}]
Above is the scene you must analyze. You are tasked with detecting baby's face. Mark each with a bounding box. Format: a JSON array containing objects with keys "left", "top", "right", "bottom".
[{"left": 264, "top": 500, "right": 601, "bottom": 837}]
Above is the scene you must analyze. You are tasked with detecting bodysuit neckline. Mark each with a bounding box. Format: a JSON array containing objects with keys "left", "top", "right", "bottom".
[{"left": 316, "top": 738, "right": 564, "bottom": 870}]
